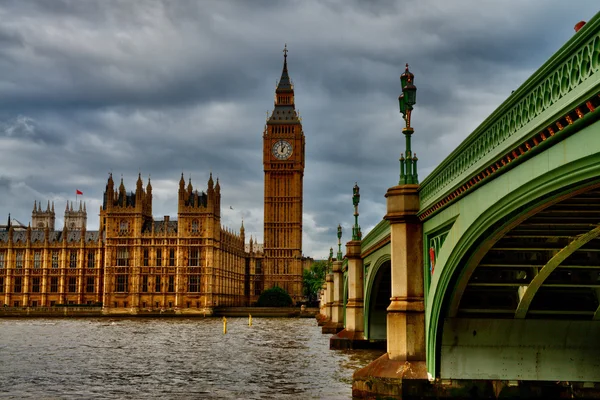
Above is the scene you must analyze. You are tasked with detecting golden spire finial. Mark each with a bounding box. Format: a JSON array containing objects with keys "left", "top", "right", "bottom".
[{"left": 283, "top": 43, "right": 288, "bottom": 58}]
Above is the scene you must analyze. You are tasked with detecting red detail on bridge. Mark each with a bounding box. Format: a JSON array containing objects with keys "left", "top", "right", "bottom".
[{"left": 574, "top": 21, "right": 586, "bottom": 32}]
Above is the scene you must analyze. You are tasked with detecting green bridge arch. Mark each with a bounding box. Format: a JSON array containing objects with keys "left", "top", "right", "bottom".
[{"left": 425, "top": 129, "right": 600, "bottom": 376}]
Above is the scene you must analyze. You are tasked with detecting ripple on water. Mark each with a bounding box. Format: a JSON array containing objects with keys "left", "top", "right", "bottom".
[{"left": 0, "top": 317, "right": 383, "bottom": 399}]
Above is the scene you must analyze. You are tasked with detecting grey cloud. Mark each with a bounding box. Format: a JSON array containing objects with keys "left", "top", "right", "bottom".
[{"left": 0, "top": 0, "right": 597, "bottom": 258}]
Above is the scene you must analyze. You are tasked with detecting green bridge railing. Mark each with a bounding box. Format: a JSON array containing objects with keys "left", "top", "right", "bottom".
[{"left": 419, "top": 12, "right": 600, "bottom": 212}]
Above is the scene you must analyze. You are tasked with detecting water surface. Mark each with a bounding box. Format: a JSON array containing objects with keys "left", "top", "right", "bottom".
[{"left": 0, "top": 318, "right": 382, "bottom": 399}]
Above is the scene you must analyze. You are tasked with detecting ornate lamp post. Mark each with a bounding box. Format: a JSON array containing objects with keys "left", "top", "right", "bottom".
[
  {"left": 337, "top": 224, "right": 343, "bottom": 260},
  {"left": 352, "top": 183, "right": 362, "bottom": 241},
  {"left": 398, "top": 64, "right": 418, "bottom": 185}
]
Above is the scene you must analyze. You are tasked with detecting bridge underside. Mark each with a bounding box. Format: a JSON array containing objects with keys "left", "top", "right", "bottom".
[
  {"left": 459, "top": 187, "right": 600, "bottom": 319},
  {"left": 441, "top": 185, "right": 600, "bottom": 381}
]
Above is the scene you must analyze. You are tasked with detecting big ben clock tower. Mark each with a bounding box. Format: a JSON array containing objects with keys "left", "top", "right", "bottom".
[{"left": 263, "top": 45, "right": 305, "bottom": 301}]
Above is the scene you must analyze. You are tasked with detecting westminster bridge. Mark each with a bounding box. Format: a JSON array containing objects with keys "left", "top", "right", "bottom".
[{"left": 318, "top": 14, "right": 600, "bottom": 399}]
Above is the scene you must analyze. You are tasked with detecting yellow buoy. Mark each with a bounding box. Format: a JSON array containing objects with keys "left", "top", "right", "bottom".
[
  {"left": 223, "top": 316, "right": 227, "bottom": 334},
  {"left": 249, "top": 314, "right": 252, "bottom": 326}
]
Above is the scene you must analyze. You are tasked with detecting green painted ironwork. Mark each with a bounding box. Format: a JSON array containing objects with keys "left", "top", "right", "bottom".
[
  {"left": 425, "top": 142, "right": 600, "bottom": 376},
  {"left": 399, "top": 64, "right": 419, "bottom": 185},
  {"left": 352, "top": 183, "right": 362, "bottom": 240},
  {"left": 419, "top": 15, "right": 600, "bottom": 210},
  {"left": 360, "top": 219, "right": 390, "bottom": 255}
]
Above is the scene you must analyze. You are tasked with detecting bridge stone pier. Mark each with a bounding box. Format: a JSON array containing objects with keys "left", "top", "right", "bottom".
[
  {"left": 330, "top": 240, "right": 368, "bottom": 348},
  {"left": 322, "top": 259, "right": 345, "bottom": 334},
  {"left": 322, "top": 14, "right": 600, "bottom": 400}
]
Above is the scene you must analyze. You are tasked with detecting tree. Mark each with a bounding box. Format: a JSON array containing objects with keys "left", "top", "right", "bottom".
[
  {"left": 256, "top": 286, "right": 293, "bottom": 307},
  {"left": 303, "top": 260, "right": 328, "bottom": 303}
]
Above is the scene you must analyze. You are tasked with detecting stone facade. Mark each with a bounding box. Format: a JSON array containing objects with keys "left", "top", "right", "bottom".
[
  {"left": 0, "top": 173, "right": 265, "bottom": 312},
  {"left": 263, "top": 47, "right": 305, "bottom": 301}
]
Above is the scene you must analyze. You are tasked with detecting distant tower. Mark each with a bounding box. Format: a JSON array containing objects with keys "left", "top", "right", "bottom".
[
  {"left": 263, "top": 45, "right": 306, "bottom": 300},
  {"left": 64, "top": 201, "right": 87, "bottom": 230},
  {"left": 32, "top": 200, "right": 55, "bottom": 230}
]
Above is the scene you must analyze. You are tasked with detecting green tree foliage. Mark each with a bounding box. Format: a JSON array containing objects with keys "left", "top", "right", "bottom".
[
  {"left": 256, "top": 286, "right": 293, "bottom": 307},
  {"left": 303, "top": 260, "right": 328, "bottom": 303}
]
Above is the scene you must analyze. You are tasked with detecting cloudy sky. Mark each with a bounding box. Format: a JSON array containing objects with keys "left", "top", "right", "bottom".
[{"left": 0, "top": 0, "right": 597, "bottom": 259}]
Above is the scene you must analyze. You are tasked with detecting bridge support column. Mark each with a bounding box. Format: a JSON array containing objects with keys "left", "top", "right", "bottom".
[
  {"left": 316, "top": 282, "right": 328, "bottom": 326},
  {"left": 323, "top": 260, "right": 344, "bottom": 334},
  {"left": 321, "top": 273, "right": 334, "bottom": 333},
  {"left": 330, "top": 241, "right": 368, "bottom": 348},
  {"left": 353, "top": 184, "right": 428, "bottom": 398}
]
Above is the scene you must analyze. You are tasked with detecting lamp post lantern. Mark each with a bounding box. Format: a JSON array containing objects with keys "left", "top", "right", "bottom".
[
  {"left": 337, "top": 224, "right": 343, "bottom": 260},
  {"left": 352, "top": 183, "right": 362, "bottom": 241},
  {"left": 398, "top": 63, "right": 418, "bottom": 185}
]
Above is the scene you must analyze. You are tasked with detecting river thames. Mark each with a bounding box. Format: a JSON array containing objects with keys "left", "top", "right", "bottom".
[{"left": 0, "top": 317, "right": 382, "bottom": 399}]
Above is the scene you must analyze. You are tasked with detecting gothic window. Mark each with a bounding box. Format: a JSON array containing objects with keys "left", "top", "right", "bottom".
[
  {"left": 168, "top": 275, "right": 175, "bottom": 292},
  {"left": 191, "top": 220, "right": 200, "bottom": 234},
  {"left": 143, "top": 249, "right": 149, "bottom": 266},
  {"left": 86, "top": 277, "right": 94, "bottom": 293},
  {"left": 13, "top": 277, "right": 22, "bottom": 293},
  {"left": 169, "top": 249, "right": 175, "bottom": 266},
  {"left": 32, "top": 277, "right": 40, "bottom": 293},
  {"left": 68, "top": 277, "right": 77, "bottom": 293},
  {"left": 188, "top": 248, "right": 199, "bottom": 266},
  {"left": 34, "top": 252, "right": 41, "bottom": 269},
  {"left": 119, "top": 220, "right": 128, "bottom": 234},
  {"left": 255, "top": 260, "right": 262, "bottom": 274},
  {"left": 15, "top": 252, "right": 24, "bottom": 269},
  {"left": 50, "top": 277, "right": 58, "bottom": 293},
  {"left": 117, "top": 248, "right": 129, "bottom": 267},
  {"left": 0, "top": 252, "right": 4, "bottom": 269},
  {"left": 87, "top": 252, "right": 95, "bottom": 269},
  {"left": 155, "top": 275, "right": 161, "bottom": 292},
  {"left": 52, "top": 251, "right": 59, "bottom": 268},
  {"left": 115, "top": 275, "right": 128, "bottom": 292},
  {"left": 156, "top": 249, "right": 162, "bottom": 266},
  {"left": 0, "top": 277, "right": 3, "bottom": 293},
  {"left": 70, "top": 251, "right": 77, "bottom": 269},
  {"left": 188, "top": 275, "right": 200, "bottom": 292},
  {"left": 141, "top": 275, "right": 148, "bottom": 292}
]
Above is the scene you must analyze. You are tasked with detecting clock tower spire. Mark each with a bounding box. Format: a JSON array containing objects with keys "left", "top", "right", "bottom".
[{"left": 262, "top": 45, "right": 305, "bottom": 302}]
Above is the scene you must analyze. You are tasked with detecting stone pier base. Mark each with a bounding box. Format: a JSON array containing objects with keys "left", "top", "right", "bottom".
[
  {"left": 321, "top": 321, "right": 344, "bottom": 334},
  {"left": 315, "top": 313, "right": 328, "bottom": 326},
  {"left": 329, "top": 328, "right": 378, "bottom": 350},
  {"left": 353, "top": 354, "right": 600, "bottom": 399}
]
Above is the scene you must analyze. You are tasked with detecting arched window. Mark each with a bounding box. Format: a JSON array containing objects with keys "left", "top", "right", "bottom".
[{"left": 119, "top": 220, "right": 128, "bottom": 233}]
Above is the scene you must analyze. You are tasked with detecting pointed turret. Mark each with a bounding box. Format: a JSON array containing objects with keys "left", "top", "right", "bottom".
[
  {"left": 268, "top": 44, "right": 300, "bottom": 125},
  {"left": 46, "top": 200, "right": 50, "bottom": 212},
  {"left": 187, "top": 177, "right": 193, "bottom": 196},
  {"left": 146, "top": 176, "right": 153, "bottom": 215},
  {"left": 136, "top": 172, "right": 143, "bottom": 193},
  {"left": 277, "top": 44, "right": 292, "bottom": 90},
  {"left": 208, "top": 172, "right": 214, "bottom": 190},
  {"left": 33, "top": 200, "right": 37, "bottom": 213}
]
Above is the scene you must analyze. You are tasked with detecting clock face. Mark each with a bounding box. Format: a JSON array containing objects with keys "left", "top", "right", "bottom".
[{"left": 272, "top": 140, "right": 293, "bottom": 160}]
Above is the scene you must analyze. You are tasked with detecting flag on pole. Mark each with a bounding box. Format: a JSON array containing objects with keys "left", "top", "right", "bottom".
[{"left": 76, "top": 190, "right": 83, "bottom": 195}]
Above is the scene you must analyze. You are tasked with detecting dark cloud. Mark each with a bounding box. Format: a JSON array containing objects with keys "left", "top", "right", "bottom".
[{"left": 0, "top": 0, "right": 597, "bottom": 258}]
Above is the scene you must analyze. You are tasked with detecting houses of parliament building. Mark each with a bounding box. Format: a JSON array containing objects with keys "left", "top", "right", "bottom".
[{"left": 0, "top": 48, "right": 307, "bottom": 313}]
